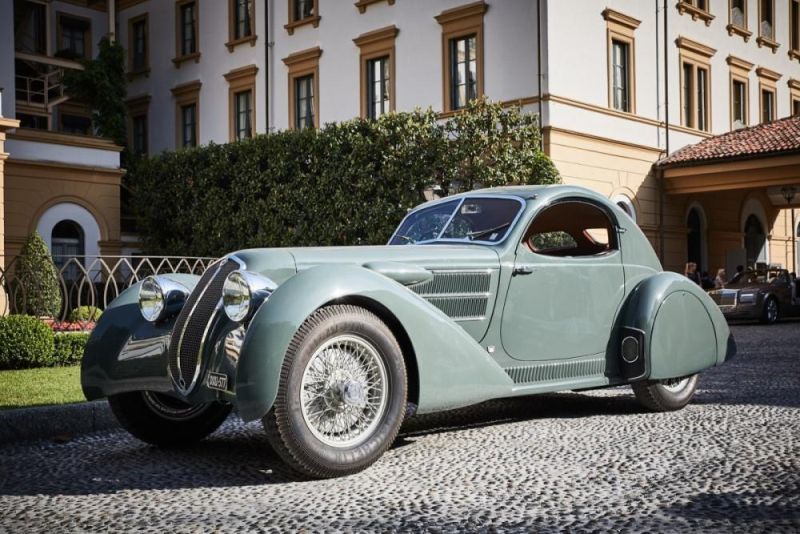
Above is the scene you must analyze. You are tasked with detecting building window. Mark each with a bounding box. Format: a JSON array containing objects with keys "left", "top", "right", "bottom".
[
  {"left": 682, "top": 62, "right": 710, "bottom": 131},
  {"left": 677, "top": 0, "right": 714, "bottom": 25},
  {"left": 732, "top": 79, "right": 747, "bottom": 126},
  {"left": 677, "top": 37, "right": 715, "bottom": 132},
  {"left": 727, "top": 0, "right": 751, "bottom": 40},
  {"left": 295, "top": 75, "right": 315, "bottom": 129},
  {"left": 436, "top": 2, "right": 486, "bottom": 113},
  {"left": 174, "top": 0, "right": 200, "bottom": 66},
  {"left": 181, "top": 104, "right": 197, "bottom": 147},
  {"left": 603, "top": 9, "right": 640, "bottom": 114},
  {"left": 757, "top": 0, "right": 779, "bottom": 52},
  {"left": 225, "top": 64, "right": 258, "bottom": 140},
  {"left": 791, "top": 79, "right": 800, "bottom": 114},
  {"left": 283, "top": 47, "right": 321, "bottom": 129},
  {"left": 171, "top": 80, "right": 201, "bottom": 148},
  {"left": 52, "top": 220, "right": 85, "bottom": 280},
  {"left": 285, "top": 0, "right": 320, "bottom": 34},
  {"left": 793, "top": 99, "right": 800, "bottom": 115},
  {"left": 57, "top": 13, "right": 91, "bottom": 59},
  {"left": 761, "top": 89, "right": 775, "bottom": 123},
  {"left": 354, "top": 26, "right": 397, "bottom": 120},
  {"left": 60, "top": 114, "right": 91, "bottom": 135},
  {"left": 128, "top": 14, "right": 149, "bottom": 75},
  {"left": 449, "top": 35, "right": 478, "bottom": 111},
  {"left": 227, "top": 0, "right": 256, "bottom": 50},
  {"left": 15, "top": 1, "right": 47, "bottom": 55},
  {"left": 132, "top": 115, "right": 148, "bottom": 155},
  {"left": 367, "top": 56, "right": 390, "bottom": 119},
  {"left": 611, "top": 41, "right": 631, "bottom": 112}
]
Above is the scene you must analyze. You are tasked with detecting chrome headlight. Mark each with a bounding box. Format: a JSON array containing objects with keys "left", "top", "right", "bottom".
[
  {"left": 222, "top": 270, "right": 276, "bottom": 322},
  {"left": 138, "top": 276, "right": 190, "bottom": 322}
]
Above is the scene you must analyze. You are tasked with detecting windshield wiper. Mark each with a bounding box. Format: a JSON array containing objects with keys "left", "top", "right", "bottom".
[
  {"left": 395, "top": 235, "right": 416, "bottom": 244},
  {"left": 467, "top": 222, "right": 511, "bottom": 240}
]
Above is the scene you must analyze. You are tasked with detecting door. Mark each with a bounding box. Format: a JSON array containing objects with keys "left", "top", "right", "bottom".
[{"left": 501, "top": 200, "right": 626, "bottom": 362}]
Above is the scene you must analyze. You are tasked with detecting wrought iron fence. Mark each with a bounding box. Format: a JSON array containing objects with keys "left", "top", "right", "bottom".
[{"left": 0, "top": 255, "right": 217, "bottom": 330}]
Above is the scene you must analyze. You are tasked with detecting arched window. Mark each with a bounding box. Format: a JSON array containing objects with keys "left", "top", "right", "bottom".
[
  {"left": 744, "top": 214, "right": 767, "bottom": 268},
  {"left": 687, "top": 207, "right": 704, "bottom": 271},
  {"left": 51, "top": 220, "right": 85, "bottom": 278}
]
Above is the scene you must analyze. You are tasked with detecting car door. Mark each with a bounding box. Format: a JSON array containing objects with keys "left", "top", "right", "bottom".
[{"left": 500, "top": 199, "right": 626, "bottom": 362}]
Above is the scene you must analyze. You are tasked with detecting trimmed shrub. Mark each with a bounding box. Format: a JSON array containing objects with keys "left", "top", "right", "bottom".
[
  {"left": 0, "top": 315, "right": 56, "bottom": 370},
  {"left": 53, "top": 332, "right": 90, "bottom": 366},
  {"left": 68, "top": 306, "right": 103, "bottom": 322},
  {"left": 129, "top": 98, "right": 560, "bottom": 256},
  {"left": 14, "top": 231, "right": 62, "bottom": 317}
]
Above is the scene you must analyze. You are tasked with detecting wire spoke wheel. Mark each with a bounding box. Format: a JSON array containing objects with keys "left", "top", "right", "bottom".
[
  {"left": 300, "top": 335, "right": 389, "bottom": 448},
  {"left": 660, "top": 375, "right": 692, "bottom": 393}
]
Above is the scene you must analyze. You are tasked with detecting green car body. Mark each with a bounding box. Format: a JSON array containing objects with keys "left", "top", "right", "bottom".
[{"left": 82, "top": 185, "right": 735, "bottom": 426}]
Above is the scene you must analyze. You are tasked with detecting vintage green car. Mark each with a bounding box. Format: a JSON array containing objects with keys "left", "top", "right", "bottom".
[{"left": 82, "top": 185, "right": 735, "bottom": 478}]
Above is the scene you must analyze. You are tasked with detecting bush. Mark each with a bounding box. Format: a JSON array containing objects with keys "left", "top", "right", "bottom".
[
  {"left": 129, "top": 98, "right": 560, "bottom": 256},
  {"left": 68, "top": 306, "right": 103, "bottom": 322},
  {"left": 14, "top": 231, "right": 63, "bottom": 317},
  {"left": 0, "top": 315, "right": 56, "bottom": 370},
  {"left": 53, "top": 332, "right": 90, "bottom": 366}
]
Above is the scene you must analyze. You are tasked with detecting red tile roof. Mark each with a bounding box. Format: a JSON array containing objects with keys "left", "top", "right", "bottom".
[{"left": 657, "top": 114, "right": 800, "bottom": 168}]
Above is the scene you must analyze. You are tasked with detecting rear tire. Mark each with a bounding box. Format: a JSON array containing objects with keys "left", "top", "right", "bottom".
[
  {"left": 263, "top": 305, "right": 407, "bottom": 479},
  {"left": 108, "top": 391, "right": 231, "bottom": 447},
  {"left": 632, "top": 374, "right": 698, "bottom": 412}
]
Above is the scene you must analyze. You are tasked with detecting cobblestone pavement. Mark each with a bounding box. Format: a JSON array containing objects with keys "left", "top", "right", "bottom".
[{"left": 1, "top": 321, "right": 798, "bottom": 533}]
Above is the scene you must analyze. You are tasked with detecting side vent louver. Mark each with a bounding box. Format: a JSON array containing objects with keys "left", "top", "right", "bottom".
[
  {"left": 506, "top": 358, "right": 605, "bottom": 384},
  {"left": 410, "top": 271, "right": 491, "bottom": 321}
]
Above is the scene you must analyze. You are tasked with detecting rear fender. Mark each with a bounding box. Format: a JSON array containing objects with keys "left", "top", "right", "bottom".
[
  {"left": 234, "top": 264, "right": 513, "bottom": 422},
  {"left": 615, "top": 272, "right": 733, "bottom": 381},
  {"left": 81, "top": 273, "right": 201, "bottom": 400}
]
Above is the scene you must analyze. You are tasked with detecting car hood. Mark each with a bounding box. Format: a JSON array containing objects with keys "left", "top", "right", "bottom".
[{"left": 230, "top": 244, "right": 501, "bottom": 285}]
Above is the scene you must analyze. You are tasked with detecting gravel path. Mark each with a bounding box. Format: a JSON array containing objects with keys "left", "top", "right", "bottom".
[{"left": 1, "top": 321, "right": 798, "bottom": 533}]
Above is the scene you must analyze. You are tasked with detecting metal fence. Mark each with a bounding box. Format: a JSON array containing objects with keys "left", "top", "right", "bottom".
[{"left": 0, "top": 255, "right": 217, "bottom": 329}]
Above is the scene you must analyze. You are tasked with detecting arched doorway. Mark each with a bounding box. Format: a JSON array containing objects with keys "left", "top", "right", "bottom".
[
  {"left": 744, "top": 214, "right": 767, "bottom": 268},
  {"left": 687, "top": 206, "right": 705, "bottom": 271},
  {"left": 51, "top": 220, "right": 85, "bottom": 279}
]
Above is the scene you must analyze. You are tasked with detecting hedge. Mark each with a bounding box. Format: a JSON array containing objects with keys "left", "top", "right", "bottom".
[
  {"left": 68, "top": 306, "right": 103, "bottom": 322},
  {"left": 0, "top": 315, "right": 56, "bottom": 370},
  {"left": 0, "top": 316, "right": 89, "bottom": 370},
  {"left": 129, "top": 98, "right": 560, "bottom": 256},
  {"left": 14, "top": 231, "right": 62, "bottom": 317},
  {"left": 53, "top": 332, "right": 90, "bottom": 367}
]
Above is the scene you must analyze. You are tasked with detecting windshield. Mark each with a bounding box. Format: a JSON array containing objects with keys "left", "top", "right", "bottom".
[
  {"left": 730, "top": 269, "right": 787, "bottom": 285},
  {"left": 389, "top": 197, "right": 523, "bottom": 245}
]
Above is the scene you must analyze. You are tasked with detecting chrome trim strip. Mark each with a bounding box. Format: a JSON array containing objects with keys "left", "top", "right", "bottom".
[{"left": 416, "top": 292, "right": 492, "bottom": 298}]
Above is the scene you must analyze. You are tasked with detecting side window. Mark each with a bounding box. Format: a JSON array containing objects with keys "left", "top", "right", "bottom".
[{"left": 524, "top": 201, "right": 618, "bottom": 257}]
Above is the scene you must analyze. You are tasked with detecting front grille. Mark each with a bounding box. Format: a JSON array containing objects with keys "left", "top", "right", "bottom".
[{"left": 168, "top": 258, "right": 238, "bottom": 393}]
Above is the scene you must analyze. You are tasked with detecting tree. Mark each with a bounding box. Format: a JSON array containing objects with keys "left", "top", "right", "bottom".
[
  {"left": 443, "top": 97, "right": 560, "bottom": 194},
  {"left": 14, "top": 232, "right": 62, "bottom": 318},
  {"left": 64, "top": 37, "right": 127, "bottom": 147}
]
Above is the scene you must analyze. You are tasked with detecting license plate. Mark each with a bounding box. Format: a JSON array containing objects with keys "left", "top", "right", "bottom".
[{"left": 207, "top": 372, "right": 229, "bottom": 391}]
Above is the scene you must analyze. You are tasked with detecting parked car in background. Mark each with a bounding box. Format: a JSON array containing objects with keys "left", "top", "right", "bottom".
[
  {"left": 709, "top": 267, "right": 800, "bottom": 324},
  {"left": 82, "top": 185, "right": 735, "bottom": 478}
]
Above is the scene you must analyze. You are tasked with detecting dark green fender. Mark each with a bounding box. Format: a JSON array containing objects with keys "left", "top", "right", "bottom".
[{"left": 235, "top": 264, "right": 513, "bottom": 421}]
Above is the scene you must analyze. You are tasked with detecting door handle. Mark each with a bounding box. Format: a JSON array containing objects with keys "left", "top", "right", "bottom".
[{"left": 513, "top": 266, "right": 535, "bottom": 276}]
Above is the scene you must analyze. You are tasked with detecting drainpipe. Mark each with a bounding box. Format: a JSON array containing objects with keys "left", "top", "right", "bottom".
[
  {"left": 265, "top": 0, "right": 270, "bottom": 131},
  {"left": 108, "top": 0, "right": 116, "bottom": 43},
  {"left": 659, "top": 0, "right": 669, "bottom": 265},
  {"left": 537, "top": 0, "right": 543, "bottom": 150}
]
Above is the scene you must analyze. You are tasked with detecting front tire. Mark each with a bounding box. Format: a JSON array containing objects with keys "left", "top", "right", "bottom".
[
  {"left": 632, "top": 374, "right": 698, "bottom": 412},
  {"left": 760, "top": 297, "right": 779, "bottom": 324},
  {"left": 108, "top": 391, "right": 231, "bottom": 447},
  {"left": 263, "top": 305, "right": 407, "bottom": 479}
]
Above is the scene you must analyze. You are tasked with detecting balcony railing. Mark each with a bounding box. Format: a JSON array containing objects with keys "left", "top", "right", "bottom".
[
  {"left": 14, "top": 52, "right": 84, "bottom": 110},
  {"left": 0, "top": 255, "right": 217, "bottom": 329}
]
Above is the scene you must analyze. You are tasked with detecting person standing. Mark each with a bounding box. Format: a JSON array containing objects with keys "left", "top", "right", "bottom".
[
  {"left": 685, "top": 262, "right": 701, "bottom": 286},
  {"left": 714, "top": 268, "right": 727, "bottom": 289}
]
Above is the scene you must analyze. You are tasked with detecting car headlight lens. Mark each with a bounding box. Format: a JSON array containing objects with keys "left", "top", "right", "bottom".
[
  {"left": 739, "top": 292, "right": 756, "bottom": 304},
  {"left": 223, "top": 271, "right": 251, "bottom": 322},
  {"left": 139, "top": 276, "right": 165, "bottom": 322}
]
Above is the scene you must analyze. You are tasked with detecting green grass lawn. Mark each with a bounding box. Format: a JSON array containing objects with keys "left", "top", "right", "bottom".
[{"left": 0, "top": 366, "right": 85, "bottom": 410}]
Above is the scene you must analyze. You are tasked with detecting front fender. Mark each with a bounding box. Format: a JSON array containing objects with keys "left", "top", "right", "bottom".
[
  {"left": 81, "top": 273, "right": 201, "bottom": 400},
  {"left": 616, "top": 272, "right": 734, "bottom": 381},
  {"left": 234, "top": 265, "right": 513, "bottom": 422}
]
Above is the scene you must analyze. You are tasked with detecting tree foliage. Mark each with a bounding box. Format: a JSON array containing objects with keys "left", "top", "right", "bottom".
[
  {"left": 64, "top": 37, "right": 127, "bottom": 146},
  {"left": 129, "top": 99, "right": 560, "bottom": 256},
  {"left": 15, "top": 232, "right": 63, "bottom": 318}
]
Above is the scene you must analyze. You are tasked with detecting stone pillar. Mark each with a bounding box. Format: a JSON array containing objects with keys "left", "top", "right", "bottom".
[{"left": 0, "top": 117, "right": 20, "bottom": 315}]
